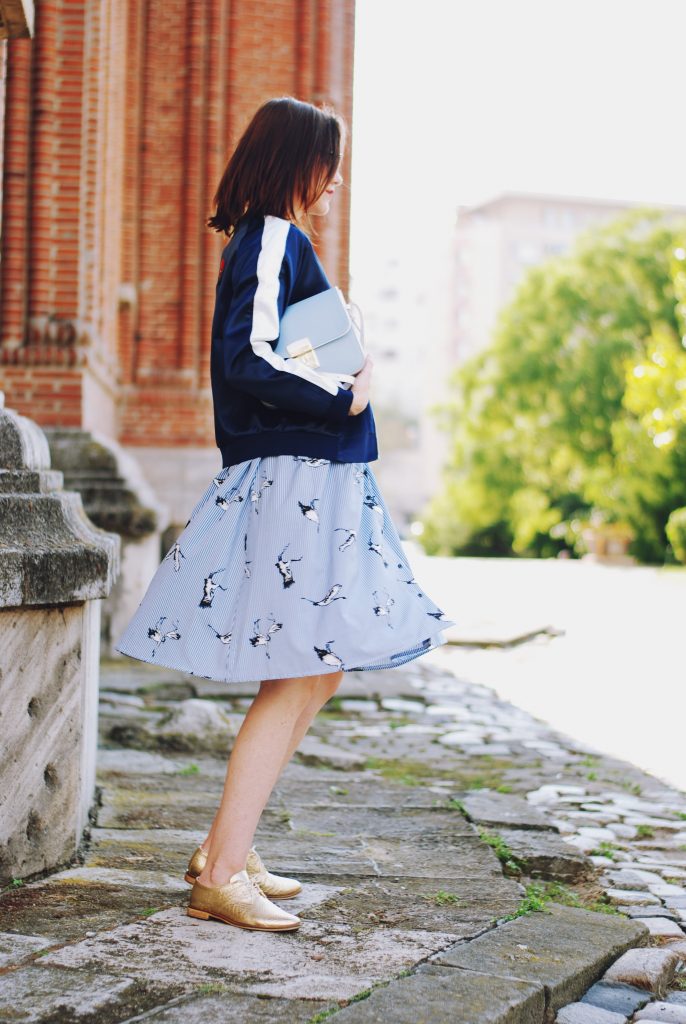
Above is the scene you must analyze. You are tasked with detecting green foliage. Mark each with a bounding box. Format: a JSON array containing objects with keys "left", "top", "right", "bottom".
[
  {"left": 447, "top": 797, "right": 467, "bottom": 815},
  {"left": 666, "top": 507, "right": 686, "bottom": 563},
  {"left": 589, "top": 840, "right": 619, "bottom": 860},
  {"left": 422, "top": 209, "right": 686, "bottom": 563},
  {"left": 430, "top": 890, "right": 461, "bottom": 905},
  {"left": 479, "top": 829, "right": 525, "bottom": 876},
  {"left": 503, "top": 882, "right": 549, "bottom": 919},
  {"left": 503, "top": 881, "right": 619, "bottom": 920}
]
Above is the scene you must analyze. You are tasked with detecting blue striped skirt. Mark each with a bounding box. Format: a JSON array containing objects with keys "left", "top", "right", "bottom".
[{"left": 114, "top": 454, "right": 457, "bottom": 684}]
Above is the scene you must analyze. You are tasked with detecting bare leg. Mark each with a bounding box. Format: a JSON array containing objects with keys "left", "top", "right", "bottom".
[{"left": 196, "top": 669, "right": 343, "bottom": 887}]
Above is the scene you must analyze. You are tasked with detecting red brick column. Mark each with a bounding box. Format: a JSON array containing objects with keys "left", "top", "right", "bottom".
[{"left": 0, "top": 0, "right": 356, "bottom": 458}]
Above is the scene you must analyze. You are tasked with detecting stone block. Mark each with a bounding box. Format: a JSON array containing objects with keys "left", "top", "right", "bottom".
[
  {"left": 459, "top": 789, "right": 554, "bottom": 831},
  {"left": 582, "top": 981, "right": 652, "bottom": 1015},
  {"left": 606, "top": 890, "right": 660, "bottom": 907},
  {"left": 662, "top": 939, "right": 686, "bottom": 962},
  {"left": 640, "top": 918, "right": 686, "bottom": 942},
  {"left": 39, "top": 909, "right": 458, "bottom": 1001},
  {"left": 433, "top": 904, "right": 647, "bottom": 1014},
  {"left": 634, "top": 1003, "right": 686, "bottom": 1022},
  {"left": 44, "top": 426, "right": 171, "bottom": 658},
  {"left": 556, "top": 1002, "right": 627, "bottom": 1023},
  {"left": 318, "top": 963, "right": 545, "bottom": 1023},
  {"left": 294, "top": 735, "right": 369, "bottom": 771},
  {"left": 0, "top": 965, "right": 136, "bottom": 1022},
  {"left": 602, "top": 948, "right": 680, "bottom": 996},
  {"left": 493, "top": 827, "right": 593, "bottom": 881},
  {"left": 0, "top": 402, "right": 119, "bottom": 607},
  {"left": 113, "top": 993, "right": 335, "bottom": 1023},
  {"left": 0, "top": 397, "right": 118, "bottom": 884},
  {"left": 0, "top": 931, "right": 53, "bottom": 968},
  {"left": 620, "top": 907, "right": 679, "bottom": 921}
]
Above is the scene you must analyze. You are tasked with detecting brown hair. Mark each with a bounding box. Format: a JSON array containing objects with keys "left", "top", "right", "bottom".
[{"left": 207, "top": 96, "right": 347, "bottom": 240}]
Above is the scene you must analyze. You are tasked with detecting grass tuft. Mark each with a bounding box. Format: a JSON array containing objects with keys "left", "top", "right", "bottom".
[{"left": 479, "top": 830, "right": 525, "bottom": 876}]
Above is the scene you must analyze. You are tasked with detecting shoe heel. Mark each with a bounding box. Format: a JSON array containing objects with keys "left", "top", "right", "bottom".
[
  {"left": 183, "top": 873, "right": 195, "bottom": 885},
  {"left": 187, "top": 907, "right": 211, "bottom": 920}
]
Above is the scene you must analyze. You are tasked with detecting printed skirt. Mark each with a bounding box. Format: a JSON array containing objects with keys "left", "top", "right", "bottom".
[{"left": 114, "top": 454, "right": 457, "bottom": 684}]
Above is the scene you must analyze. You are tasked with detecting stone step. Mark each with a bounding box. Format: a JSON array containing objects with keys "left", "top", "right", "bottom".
[{"left": 329, "top": 904, "right": 647, "bottom": 1023}]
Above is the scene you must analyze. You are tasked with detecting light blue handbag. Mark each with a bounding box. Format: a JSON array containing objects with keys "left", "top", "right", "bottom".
[
  {"left": 224, "top": 217, "right": 365, "bottom": 392},
  {"left": 276, "top": 286, "right": 365, "bottom": 389}
]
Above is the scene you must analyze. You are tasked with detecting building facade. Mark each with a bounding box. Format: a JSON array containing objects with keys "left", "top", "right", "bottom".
[
  {"left": 451, "top": 190, "right": 686, "bottom": 365},
  {"left": 0, "top": 0, "right": 356, "bottom": 528}
]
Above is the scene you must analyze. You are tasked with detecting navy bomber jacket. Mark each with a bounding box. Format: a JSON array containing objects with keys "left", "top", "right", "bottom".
[{"left": 210, "top": 210, "right": 378, "bottom": 467}]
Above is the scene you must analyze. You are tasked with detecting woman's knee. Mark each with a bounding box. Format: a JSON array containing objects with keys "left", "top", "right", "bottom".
[
  {"left": 257, "top": 672, "right": 335, "bottom": 711},
  {"left": 314, "top": 670, "right": 344, "bottom": 704}
]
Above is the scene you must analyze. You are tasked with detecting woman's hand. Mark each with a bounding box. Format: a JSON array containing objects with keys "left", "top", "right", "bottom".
[{"left": 347, "top": 354, "right": 374, "bottom": 415}]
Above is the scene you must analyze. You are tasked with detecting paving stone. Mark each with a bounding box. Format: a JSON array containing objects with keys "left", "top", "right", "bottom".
[
  {"left": 566, "top": 834, "right": 605, "bottom": 854},
  {"left": 664, "top": 897, "right": 686, "bottom": 909},
  {"left": 454, "top": 742, "right": 514, "bottom": 756},
  {"left": 640, "top": 918, "right": 686, "bottom": 941},
  {"left": 612, "top": 824, "right": 640, "bottom": 840},
  {"left": 579, "top": 827, "right": 618, "bottom": 842},
  {"left": 649, "top": 884, "right": 686, "bottom": 898},
  {"left": 286, "top": 804, "right": 474, "bottom": 840},
  {"left": 121, "top": 993, "right": 335, "bottom": 1023},
  {"left": 314, "top": 963, "right": 545, "bottom": 1023},
  {"left": 556, "top": 1002, "right": 628, "bottom": 1023},
  {"left": 293, "top": 735, "right": 370, "bottom": 770},
  {"left": 97, "top": 748, "right": 191, "bottom": 775},
  {"left": 272, "top": 772, "right": 457, "bottom": 809},
  {"left": 619, "top": 907, "right": 679, "bottom": 921},
  {"left": 96, "top": 785, "right": 227, "bottom": 830},
  {"left": 605, "top": 870, "right": 664, "bottom": 891},
  {"left": 492, "top": 828, "right": 592, "bottom": 881},
  {"left": 606, "top": 889, "right": 661, "bottom": 907},
  {"left": 634, "top": 1002, "right": 686, "bottom": 1021},
  {"left": 623, "top": 819, "right": 686, "bottom": 832},
  {"left": 433, "top": 904, "right": 646, "bottom": 1013},
  {"left": 380, "top": 697, "right": 425, "bottom": 713},
  {"left": 527, "top": 785, "right": 586, "bottom": 805},
  {"left": 459, "top": 789, "right": 554, "bottom": 831},
  {"left": 666, "top": 994, "right": 686, "bottom": 1004},
  {"left": 602, "top": 948, "right": 680, "bottom": 996},
  {"left": 0, "top": 931, "right": 54, "bottom": 967},
  {"left": 581, "top": 981, "right": 653, "bottom": 1015},
  {"left": 40, "top": 909, "right": 458, "bottom": 1000},
  {"left": 303, "top": 873, "right": 521, "bottom": 933},
  {"left": 662, "top": 940, "right": 686, "bottom": 962},
  {"left": 0, "top": 965, "right": 140, "bottom": 1022}
]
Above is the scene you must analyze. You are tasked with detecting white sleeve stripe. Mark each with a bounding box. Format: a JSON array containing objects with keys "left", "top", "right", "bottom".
[{"left": 249, "top": 215, "right": 339, "bottom": 397}]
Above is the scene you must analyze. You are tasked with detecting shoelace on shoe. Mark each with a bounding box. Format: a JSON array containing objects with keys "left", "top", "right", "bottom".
[{"left": 243, "top": 872, "right": 267, "bottom": 899}]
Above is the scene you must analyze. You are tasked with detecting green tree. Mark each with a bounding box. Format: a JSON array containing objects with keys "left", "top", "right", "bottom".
[{"left": 422, "top": 209, "right": 686, "bottom": 563}]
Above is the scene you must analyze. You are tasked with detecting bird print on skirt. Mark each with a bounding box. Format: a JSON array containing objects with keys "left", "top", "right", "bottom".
[{"left": 114, "top": 454, "right": 457, "bottom": 684}]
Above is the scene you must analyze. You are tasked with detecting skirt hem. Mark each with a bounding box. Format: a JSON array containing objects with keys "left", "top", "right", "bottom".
[{"left": 113, "top": 622, "right": 455, "bottom": 686}]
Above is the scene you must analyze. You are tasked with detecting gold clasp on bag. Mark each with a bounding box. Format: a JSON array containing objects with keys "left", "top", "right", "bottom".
[{"left": 286, "top": 337, "right": 320, "bottom": 368}]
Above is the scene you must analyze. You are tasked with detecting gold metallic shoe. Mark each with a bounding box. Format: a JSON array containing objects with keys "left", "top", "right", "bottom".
[
  {"left": 184, "top": 845, "right": 302, "bottom": 899},
  {"left": 187, "top": 869, "right": 301, "bottom": 931}
]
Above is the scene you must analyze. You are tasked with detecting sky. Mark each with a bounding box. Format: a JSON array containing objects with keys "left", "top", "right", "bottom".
[{"left": 349, "top": 0, "right": 686, "bottom": 285}]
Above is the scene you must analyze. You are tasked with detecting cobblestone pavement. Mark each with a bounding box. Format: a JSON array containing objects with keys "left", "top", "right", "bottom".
[{"left": 0, "top": 648, "right": 685, "bottom": 1022}]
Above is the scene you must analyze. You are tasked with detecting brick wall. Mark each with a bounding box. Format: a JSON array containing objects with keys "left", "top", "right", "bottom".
[{"left": 0, "top": 0, "right": 355, "bottom": 450}]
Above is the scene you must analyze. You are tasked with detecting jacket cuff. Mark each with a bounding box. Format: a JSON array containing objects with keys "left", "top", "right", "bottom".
[{"left": 328, "top": 385, "right": 355, "bottom": 422}]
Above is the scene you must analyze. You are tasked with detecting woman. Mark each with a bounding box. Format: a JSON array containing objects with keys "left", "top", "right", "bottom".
[{"left": 115, "top": 96, "right": 456, "bottom": 932}]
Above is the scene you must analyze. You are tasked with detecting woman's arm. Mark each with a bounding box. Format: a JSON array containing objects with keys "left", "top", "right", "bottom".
[{"left": 220, "top": 216, "right": 354, "bottom": 421}]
